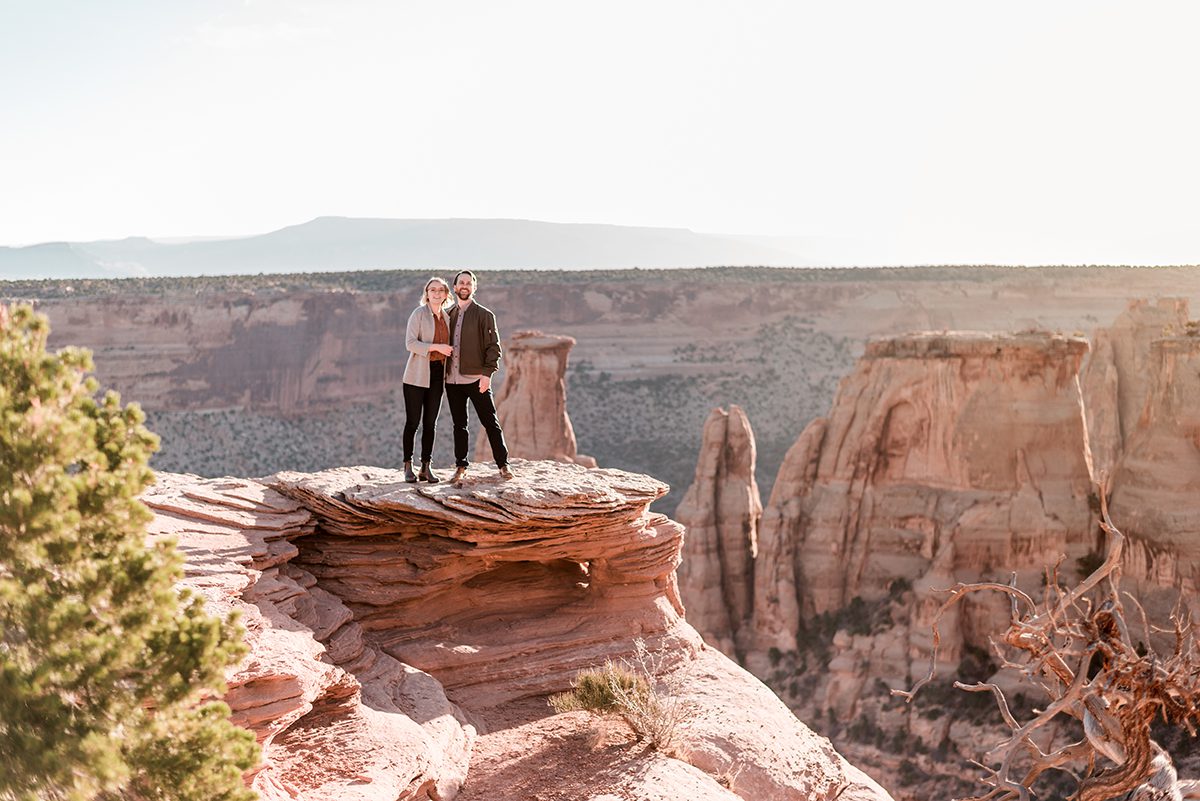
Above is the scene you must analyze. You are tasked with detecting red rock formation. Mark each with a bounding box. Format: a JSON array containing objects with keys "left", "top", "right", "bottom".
[
  {"left": 143, "top": 474, "right": 473, "bottom": 801},
  {"left": 148, "top": 461, "right": 893, "bottom": 800},
  {"left": 1109, "top": 330, "right": 1200, "bottom": 619},
  {"left": 479, "top": 330, "right": 595, "bottom": 466},
  {"left": 749, "top": 332, "right": 1095, "bottom": 673},
  {"left": 1079, "top": 298, "right": 1190, "bottom": 476},
  {"left": 676, "top": 405, "right": 761, "bottom": 657}
]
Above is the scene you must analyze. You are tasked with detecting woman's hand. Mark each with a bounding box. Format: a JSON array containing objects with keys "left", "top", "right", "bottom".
[{"left": 430, "top": 343, "right": 453, "bottom": 356}]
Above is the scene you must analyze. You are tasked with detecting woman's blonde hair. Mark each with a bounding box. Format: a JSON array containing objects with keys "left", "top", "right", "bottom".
[{"left": 420, "top": 276, "right": 452, "bottom": 310}]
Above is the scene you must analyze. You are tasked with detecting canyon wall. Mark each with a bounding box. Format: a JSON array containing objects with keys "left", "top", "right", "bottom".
[
  {"left": 749, "top": 332, "right": 1094, "bottom": 666},
  {"left": 13, "top": 266, "right": 1200, "bottom": 516},
  {"left": 151, "top": 461, "right": 892, "bottom": 801},
  {"left": 672, "top": 302, "right": 1200, "bottom": 800}
]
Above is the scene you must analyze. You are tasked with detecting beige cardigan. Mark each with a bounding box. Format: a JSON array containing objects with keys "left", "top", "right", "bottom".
[{"left": 403, "top": 305, "right": 450, "bottom": 387}]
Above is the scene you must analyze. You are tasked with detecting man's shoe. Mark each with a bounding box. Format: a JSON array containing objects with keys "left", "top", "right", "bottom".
[
  {"left": 419, "top": 462, "right": 440, "bottom": 484},
  {"left": 498, "top": 465, "right": 514, "bottom": 481},
  {"left": 403, "top": 461, "right": 418, "bottom": 483},
  {"left": 451, "top": 466, "right": 468, "bottom": 484}
]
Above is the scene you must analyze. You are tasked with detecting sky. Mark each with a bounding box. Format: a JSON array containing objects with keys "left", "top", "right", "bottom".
[{"left": 4, "top": 1, "right": 1200, "bottom": 263}]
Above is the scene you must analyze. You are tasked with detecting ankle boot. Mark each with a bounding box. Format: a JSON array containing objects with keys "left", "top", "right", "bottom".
[
  {"left": 419, "top": 462, "right": 439, "bottom": 484},
  {"left": 451, "top": 466, "right": 468, "bottom": 484},
  {"left": 404, "top": 460, "right": 418, "bottom": 483}
]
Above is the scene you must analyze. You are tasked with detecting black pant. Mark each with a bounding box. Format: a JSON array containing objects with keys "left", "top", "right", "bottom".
[
  {"left": 445, "top": 379, "right": 509, "bottom": 468},
  {"left": 402, "top": 361, "right": 445, "bottom": 463}
]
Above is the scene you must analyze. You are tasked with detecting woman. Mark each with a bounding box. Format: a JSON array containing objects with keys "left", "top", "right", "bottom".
[{"left": 402, "top": 277, "right": 454, "bottom": 482}]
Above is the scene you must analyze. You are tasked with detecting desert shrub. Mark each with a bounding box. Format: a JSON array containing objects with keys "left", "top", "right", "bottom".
[
  {"left": 549, "top": 638, "right": 689, "bottom": 752},
  {"left": 550, "top": 661, "right": 648, "bottom": 715}
]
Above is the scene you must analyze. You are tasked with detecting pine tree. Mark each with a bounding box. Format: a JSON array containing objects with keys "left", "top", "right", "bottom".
[{"left": 0, "top": 304, "right": 258, "bottom": 801}]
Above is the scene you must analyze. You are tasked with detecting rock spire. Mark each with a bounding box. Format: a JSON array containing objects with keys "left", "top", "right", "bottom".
[
  {"left": 481, "top": 330, "right": 596, "bottom": 466},
  {"left": 676, "top": 405, "right": 761, "bottom": 658}
]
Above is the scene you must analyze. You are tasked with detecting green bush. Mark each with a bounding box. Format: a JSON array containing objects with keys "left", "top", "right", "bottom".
[
  {"left": 0, "top": 304, "right": 258, "bottom": 801},
  {"left": 550, "top": 661, "right": 648, "bottom": 715}
]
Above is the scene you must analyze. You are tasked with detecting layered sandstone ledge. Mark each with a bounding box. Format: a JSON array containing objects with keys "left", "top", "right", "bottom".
[{"left": 146, "top": 460, "right": 891, "bottom": 801}]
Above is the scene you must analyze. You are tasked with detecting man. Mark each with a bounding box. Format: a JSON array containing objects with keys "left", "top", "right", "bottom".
[{"left": 445, "top": 270, "right": 512, "bottom": 482}]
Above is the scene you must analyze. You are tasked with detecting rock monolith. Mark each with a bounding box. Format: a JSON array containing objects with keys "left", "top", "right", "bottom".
[{"left": 676, "top": 405, "right": 761, "bottom": 658}]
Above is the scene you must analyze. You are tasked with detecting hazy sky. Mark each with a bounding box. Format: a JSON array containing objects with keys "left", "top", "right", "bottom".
[{"left": 4, "top": 1, "right": 1200, "bottom": 262}]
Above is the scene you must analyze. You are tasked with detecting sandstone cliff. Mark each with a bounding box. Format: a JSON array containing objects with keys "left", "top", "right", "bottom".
[
  {"left": 1109, "top": 328, "right": 1200, "bottom": 620},
  {"left": 143, "top": 474, "right": 474, "bottom": 800},
  {"left": 150, "top": 460, "right": 891, "bottom": 801},
  {"left": 477, "top": 330, "right": 595, "bottom": 467},
  {"left": 675, "top": 405, "right": 760, "bottom": 658},
  {"left": 1079, "top": 298, "right": 1190, "bottom": 476},
  {"left": 749, "top": 332, "right": 1094, "bottom": 673},
  {"left": 24, "top": 265, "right": 1200, "bottom": 518}
]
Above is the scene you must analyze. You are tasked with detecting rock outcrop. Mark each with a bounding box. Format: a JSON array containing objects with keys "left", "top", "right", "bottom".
[
  {"left": 148, "top": 460, "right": 892, "bottom": 801},
  {"left": 478, "top": 330, "right": 596, "bottom": 467},
  {"left": 143, "top": 474, "right": 473, "bottom": 801},
  {"left": 1079, "top": 298, "right": 1190, "bottom": 476},
  {"left": 676, "top": 405, "right": 760, "bottom": 658},
  {"left": 1109, "top": 329, "right": 1200, "bottom": 619},
  {"left": 749, "top": 332, "right": 1095, "bottom": 676}
]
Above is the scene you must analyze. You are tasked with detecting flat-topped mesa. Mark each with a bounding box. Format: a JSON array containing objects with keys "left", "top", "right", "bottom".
[
  {"left": 750, "top": 331, "right": 1095, "bottom": 664},
  {"left": 1080, "top": 298, "right": 1191, "bottom": 476},
  {"left": 1110, "top": 329, "right": 1200, "bottom": 617},
  {"left": 479, "top": 329, "right": 596, "bottom": 467},
  {"left": 268, "top": 459, "right": 680, "bottom": 709},
  {"left": 676, "top": 405, "right": 761, "bottom": 659}
]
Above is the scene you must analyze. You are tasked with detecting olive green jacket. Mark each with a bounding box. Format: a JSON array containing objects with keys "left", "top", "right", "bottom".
[{"left": 448, "top": 300, "right": 502, "bottom": 377}]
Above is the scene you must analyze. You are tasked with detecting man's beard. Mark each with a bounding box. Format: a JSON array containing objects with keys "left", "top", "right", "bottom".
[{"left": 457, "top": 289, "right": 472, "bottom": 299}]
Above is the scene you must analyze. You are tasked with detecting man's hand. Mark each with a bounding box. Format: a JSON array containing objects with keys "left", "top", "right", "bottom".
[{"left": 479, "top": 376, "right": 491, "bottom": 393}]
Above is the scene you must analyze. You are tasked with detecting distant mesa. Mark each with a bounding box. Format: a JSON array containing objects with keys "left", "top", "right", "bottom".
[{"left": 0, "top": 216, "right": 815, "bottom": 280}]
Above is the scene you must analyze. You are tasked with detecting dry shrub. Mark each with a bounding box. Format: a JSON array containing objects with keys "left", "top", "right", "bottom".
[
  {"left": 896, "top": 485, "right": 1200, "bottom": 801},
  {"left": 550, "top": 638, "right": 690, "bottom": 753}
]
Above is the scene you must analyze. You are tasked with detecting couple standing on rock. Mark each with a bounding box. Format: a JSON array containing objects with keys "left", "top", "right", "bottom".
[{"left": 401, "top": 270, "right": 512, "bottom": 485}]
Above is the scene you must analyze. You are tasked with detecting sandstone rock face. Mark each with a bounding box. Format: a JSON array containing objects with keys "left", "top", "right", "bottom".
[
  {"left": 1079, "top": 298, "right": 1190, "bottom": 476},
  {"left": 143, "top": 474, "right": 473, "bottom": 801},
  {"left": 29, "top": 266, "right": 1200, "bottom": 520},
  {"left": 478, "top": 330, "right": 595, "bottom": 467},
  {"left": 749, "top": 332, "right": 1095, "bottom": 668},
  {"left": 148, "top": 460, "right": 890, "bottom": 800},
  {"left": 1110, "top": 330, "right": 1200, "bottom": 618},
  {"left": 676, "top": 405, "right": 760, "bottom": 658},
  {"left": 266, "top": 460, "right": 682, "bottom": 710}
]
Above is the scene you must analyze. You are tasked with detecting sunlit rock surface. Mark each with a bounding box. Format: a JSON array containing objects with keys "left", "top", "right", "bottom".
[
  {"left": 149, "top": 460, "right": 891, "bottom": 800},
  {"left": 477, "top": 329, "right": 596, "bottom": 467},
  {"left": 676, "top": 405, "right": 760, "bottom": 658}
]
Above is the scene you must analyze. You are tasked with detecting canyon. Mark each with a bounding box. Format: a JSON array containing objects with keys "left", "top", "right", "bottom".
[
  {"left": 7, "top": 265, "right": 1200, "bottom": 519},
  {"left": 677, "top": 299, "right": 1200, "bottom": 799},
  {"left": 8, "top": 265, "right": 1200, "bottom": 798}
]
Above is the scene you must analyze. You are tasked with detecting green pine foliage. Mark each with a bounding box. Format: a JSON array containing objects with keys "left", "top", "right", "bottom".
[{"left": 0, "top": 304, "right": 258, "bottom": 801}]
